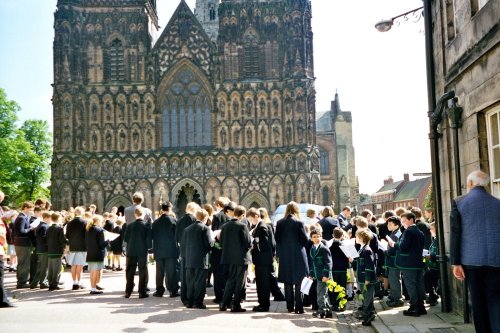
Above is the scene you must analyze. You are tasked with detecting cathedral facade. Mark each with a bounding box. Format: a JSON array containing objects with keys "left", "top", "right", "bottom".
[{"left": 51, "top": 0, "right": 353, "bottom": 214}]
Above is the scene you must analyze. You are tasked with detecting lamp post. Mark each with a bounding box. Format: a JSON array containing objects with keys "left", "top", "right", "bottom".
[{"left": 375, "top": 0, "right": 452, "bottom": 313}]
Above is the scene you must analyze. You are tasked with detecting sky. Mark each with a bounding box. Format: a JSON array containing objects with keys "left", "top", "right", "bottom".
[{"left": 0, "top": 0, "right": 430, "bottom": 195}]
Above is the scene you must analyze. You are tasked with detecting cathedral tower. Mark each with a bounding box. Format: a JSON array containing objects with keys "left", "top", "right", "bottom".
[{"left": 194, "top": 0, "right": 219, "bottom": 42}]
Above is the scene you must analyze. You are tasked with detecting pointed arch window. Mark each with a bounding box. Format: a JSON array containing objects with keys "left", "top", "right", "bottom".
[
  {"left": 109, "top": 38, "right": 125, "bottom": 82},
  {"left": 162, "top": 67, "right": 212, "bottom": 149},
  {"left": 243, "top": 29, "right": 261, "bottom": 78},
  {"left": 209, "top": 6, "right": 216, "bottom": 21},
  {"left": 319, "top": 148, "right": 329, "bottom": 175}
]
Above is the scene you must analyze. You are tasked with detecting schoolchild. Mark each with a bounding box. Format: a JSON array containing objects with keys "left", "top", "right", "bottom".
[
  {"left": 309, "top": 228, "right": 333, "bottom": 319},
  {"left": 424, "top": 222, "right": 439, "bottom": 306},
  {"left": 384, "top": 216, "right": 404, "bottom": 307},
  {"left": 110, "top": 217, "right": 124, "bottom": 271},
  {"left": 46, "top": 212, "right": 67, "bottom": 291},
  {"left": 30, "top": 211, "right": 51, "bottom": 289},
  {"left": 355, "top": 229, "right": 376, "bottom": 326},
  {"left": 329, "top": 227, "right": 351, "bottom": 311}
]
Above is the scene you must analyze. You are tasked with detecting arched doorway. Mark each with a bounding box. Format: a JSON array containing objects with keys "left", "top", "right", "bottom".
[{"left": 175, "top": 183, "right": 202, "bottom": 216}]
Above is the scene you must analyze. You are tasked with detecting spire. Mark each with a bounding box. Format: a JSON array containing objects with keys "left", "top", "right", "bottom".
[{"left": 333, "top": 90, "right": 341, "bottom": 112}]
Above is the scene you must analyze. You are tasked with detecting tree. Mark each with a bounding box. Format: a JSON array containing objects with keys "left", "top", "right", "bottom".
[{"left": 0, "top": 88, "right": 52, "bottom": 206}]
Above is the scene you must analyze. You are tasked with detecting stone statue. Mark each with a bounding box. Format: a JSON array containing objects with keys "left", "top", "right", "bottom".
[
  {"left": 233, "top": 100, "right": 239, "bottom": 117},
  {"left": 146, "top": 129, "right": 152, "bottom": 149},
  {"left": 133, "top": 130, "right": 139, "bottom": 149},
  {"left": 91, "top": 103, "right": 98, "bottom": 121},
  {"left": 119, "top": 130, "right": 126, "bottom": 150},
  {"left": 92, "top": 131, "right": 98, "bottom": 150},
  {"left": 246, "top": 99, "right": 253, "bottom": 116},
  {"left": 146, "top": 100, "right": 153, "bottom": 119},
  {"left": 260, "top": 127, "right": 266, "bottom": 145},
  {"left": 160, "top": 160, "right": 167, "bottom": 175},
  {"left": 234, "top": 129, "right": 240, "bottom": 146},
  {"left": 246, "top": 127, "right": 252, "bottom": 146},
  {"left": 297, "top": 118, "right": 304, "bottom": 143},
  {"left": 259, "top": 99, "right": 266, "bottom": 116},
  {"left": 273, "top": 97, "right": 279, "bottom": 116},
  {"left": 105, "top": 101, "right": 112, "bottom": 121},
  {"left": 137, "top": 160, "right": 145, "bottom": 175},
  {"left": 221, "top": 127, "right": 227, "bottom": 146},
  {"left": 286, "top": 120, "right": 292, "bottom": 144},
  {"left": 273, "top": 126, "right": 279, "bottom": 145},
  {"left": 132, "top": 100, "right": 139, "bottom": 119},
  {"left": 126, "top": 160, "right": 133, "bottom": 175},
  {"left": 106, "top": 132, "right": 112, "bottom": 149},
  {"left": 219, "top": 99, "right": 225, "bottom": 118},
  {"left": 117, "top": 100, "right": 125, "bottom": 121}
]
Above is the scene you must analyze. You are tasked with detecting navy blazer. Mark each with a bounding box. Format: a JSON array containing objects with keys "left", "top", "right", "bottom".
[
  {"left": 450, "top": 186, "right": 500, "bottom": 267},
  {"left": 318, "top": 216, "right": 339, "bottom": 241},
  {"left": 251, "top": 221, "right": 275, "bottom": 266},
  {"left": 152, "top": 214, "right": 179, "bottom": 259},
  {"left": 124, "top": 219, "right": 152, "bottom": 257},
  {"left": 182, "top": 221, "right": 214, "bottom": 269},
  {"left": 329, "top": 239, "right": 349, "bottom": 272},
  {"left": 310, "top": 242, "right": 332, "bottom": 280},
  {"left": 46, "top": 224, "right": 66, "bottom": 257},
  {"left": 356, "top": 245, "right": 376, "bottom": 283},
  {"left": 394, "top": 224, "right": 424, "bottom": 270},
  {"left": 176, "top": 213, "right": 197, "bottom": 246},
  {"left": 85, "top": 226, "right": 108, "bottom": 262},
  {"left": 35, "top": 221, "right": 49, "bottom": 253},
  {"left": 14, "top": 212, "right": 32, "bottom": 247},
  {"left": 220, "top": 218, "right": 252, "bottom": 266},
  {"left": 66, "top": 217, "right": 87, "bottom": 251}
]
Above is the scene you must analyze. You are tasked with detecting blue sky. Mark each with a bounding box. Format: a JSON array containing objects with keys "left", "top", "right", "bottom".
[{"left": 0, "top": 0, "right": 429, "bottom": 194}]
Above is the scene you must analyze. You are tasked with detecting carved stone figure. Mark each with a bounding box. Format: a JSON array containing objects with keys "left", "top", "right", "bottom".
[
  {"left": 273, "top": 126, "right": 279, "bottom": 145},
  {"left": 92, "top": 131, "right": 98, "bottom": 150},
  {"left": 234, "top": 129, "right": 240, "bottom": 145},
  {"left": 133, "top": 129, "right": 139, "bottom": 149},
  {"left": 221, "top": 127, "right": 227, "bottom": 146},
  {"left": 146, "top": 100, "right": 153, "bottom": 119},
  {"left": 132, "top": 100, "right": 139, "bottom": 119},
  {"left": 117, "top": 100, "right": 125, "bottom": 121},
  {"left": 119, "top": 130, "right": 126, "bottom": 149},
  {"left": 246, "top": 127, "right": 252, "bottom": 145},
  {"left": 219, "top": 99, "right": 225, "bottom": 118},
  {"left": 105, "top": 101, "right": 112, "bottom": 121},
  {"left": 259, "top": 99, "right": 266, "bottom": 116},
  {"left": 160, "top": 160, "right": 168, "bottom": 175}
]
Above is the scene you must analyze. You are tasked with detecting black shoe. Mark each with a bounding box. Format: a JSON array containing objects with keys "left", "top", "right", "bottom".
[
  {"left": 294, "top": 309, "right": 304, "bottom": 314},
  {"left": 273, "top": 294, "right": 286, "bottom": 301},
  {"left": 139, "top": 293, "right": 149, "bottom": 299},
  {"left": 153, "top": 292, "right": 163, "bottom": 297},
  {"left": 30, "top": 284, "right": 38, "bottom": 289},
  {"left": 231, "top": 306, "right": 247, "bottom": 312},
  {"left": 194, "top": 304, "right": 207, "bottom": 309},
  {"left": 58, "top": 281, "right": 64, "bottom": 286},
  {"left": 212, "top": 298, "right": 221, "bottom": 304},
  {"left": 16, "top": 284, "right": 30, "bottom": 289},
  {"left": 124, "top": 292, "right": 131, "bottom": 298},
  {"left": 287, "top": 308, "right": 295, "bottom": 313},
  {"left": 95, "top": 285, "right": 104, "bottom": 291},
  {"left": 186, "top": 304, "right": 193, "bottom": 308},
  {"left": 362, "top": 314, "right": 375, "bottom": 326},
  {"left": 252, "top": 305, "right": 269, "bottom": 312},
  {"left": 39, "top": 284, "right": 49, "bottom": 289},
  {"left": 0, "top": 302, "right": 15, "bottom": 308},
  {"left": 90, "top": 290, "right": 103, "bottom": 295},
  {"left": 72, "top": 284, "right": 79, "bottom": 291},
  {"left": 219, "top": 304, "right": 228, "bottom": 311},
  {"left": 403, "top": 308, "right": 421, "bottom": 317},
  {"left": 170, "top": 291, "right": 180, "bottom": 298},
  {"left": 325, "top": 311, "right": 333, "bottom": 318},
  {"left": 346, "top": 296, "right": 354, "bottom": 301},
  {"left": 419, "top": 307, "right": 427, "bottom": 315},
  {"left": 48, "top": 286, "right": 63, "bottom": 291},
  {"left": 386, "top": 300, "right": 404, "bottom": 307},
  {"left": 145, "top": 287, "right": 150, "bottom": 292},
  {"left": 312, "top": 311, "right": 319, "bottom": 317}
]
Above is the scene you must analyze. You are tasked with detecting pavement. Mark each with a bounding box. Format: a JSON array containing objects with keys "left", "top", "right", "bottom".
[
  {"left": 372, "top": 297, "right": 475, "bottom": 333},
  {"left": 1, "top": 265, "right": 474, "bottom": 333}
]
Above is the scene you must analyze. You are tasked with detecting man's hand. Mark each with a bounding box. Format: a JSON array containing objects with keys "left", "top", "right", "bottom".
[
  {"left": 321, "top": 276, "right": 329, "bottom": 283},
  {"left": 452, "top": 265, "right": 465, "bottom": 280}
]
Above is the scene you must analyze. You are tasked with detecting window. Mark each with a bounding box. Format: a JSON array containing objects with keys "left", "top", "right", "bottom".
[
  {"left": 109, "top": 39, "right": 125, "bottom": 82},
  {"left": 487, "top": 106, "right": 500, "bottom": 197},
  {"left": 209, "top": 7, "right": 216, "bottom": 21},
  {"left": 319, "top": 148, "right": 329, "bottom": 175},
  {"left": 322, "top": 186, "right": 329, "bottom": 206},
  {"left": 162, "top": 67, "right": 212, "bottom": 149}
]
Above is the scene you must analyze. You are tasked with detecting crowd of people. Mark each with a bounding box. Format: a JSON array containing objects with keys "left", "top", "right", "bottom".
[{"left": 0, "top": 189, "right": 445, "bottom": 328}]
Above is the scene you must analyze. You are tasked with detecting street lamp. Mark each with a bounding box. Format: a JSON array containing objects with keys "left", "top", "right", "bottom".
[{"left": 375, "top": 1, "right": 452, "bottom": 314}]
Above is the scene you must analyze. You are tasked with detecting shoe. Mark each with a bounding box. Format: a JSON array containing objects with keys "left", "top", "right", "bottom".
[
  {"left": 139, "top": 293, "right": 149, "bottom": 299},
  {"left": 403, "top": 308, "right": 421, "bottom": 317},
  {"left": 287, "top": 308, "right": 295, "bottom": 313},
  {"left": 273, "top": 294, "right": 286, "bottom": 301},
  {"left": 72, "top": 284, "right": 79, "bottom": 291},
  {"left": 325, "top": 311, "right": 333, "bottom": 318},
  {"left": 124, "top": 292, "right": 131, "bottom": 298},
  {"left": 0, "top": 302, "right": 15, "bottom": 308},
  {"left": 194, "top": 304, "right": 207, "bottom": 309},
  {"left": 219, "top": 304, "right": 228, "bottom": 311},
  {"left": 30, "top": 284, "right": 38, "bottom": 289},
  {"left": 386, "top": 300, "right": 404, "bottom": 307},
  {"left": 153, "top": 292, "right": 163, "bottom": 297},
  {"left": 354, "top": 311, "right": 365, "bottom": 319},
  {"left": 9, "top": 267, "right": 16, "bottom": 272},
  {"left": 212, "top": 298, "right": 221, "bottom": 304},
  {"left": 146, "top": 287, "right": 150, "bottom": 292},
  {"left": 252, "top": 305, "right": 269, "bottom": 312},
  {"left": 16, "top": 284, "right": 30, "bottom": 289},
  {"left": 48, "top": 286, "right": 63, "bottom": 291},
  {"left": 170, "top": 292, "right": 180, "bottom": 298},
  {"left": 186, "top": 304, "right": 193, "bottom": 308},
  {"left": 362, "top": 314, "right": 375, "bottom": 326},
  {"left": 294, "top": 309, "right": 304, "bottom": 314},
  {"left": 419, "top": 307, "right": 427, "bottom": 315},
  {"left": 90, "top": 290, "right": 103, "bottom": 295},
  {"left": 346, "top": 296, "right": 354, "bottom": 301},
  {"left": 39, "top": 284, "right": 49, "bottom": 289},
  {"left": 95, "top": 285, "right": 104, "bottom": 291},
  {"left": 116, "top": 267, "right": 123, "bottom": 271},
  {"left": 230, "top": 306, "right": 247, "bottom": 312},
  {"left": 429, "top": 300, "right": 438, "bottom": 307}
]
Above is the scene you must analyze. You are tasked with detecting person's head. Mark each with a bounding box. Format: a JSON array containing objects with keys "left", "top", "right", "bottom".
[
  {"left": 87, "top": 214, "right": 103, "bottom": 231},
  {"left": 310, "top": 222, "right": 323, "bottom": 235},
  {"left": 401, "top": 211, "right": 416, "bottom": 228},
  {"left": 306, "top": 208, "right": 317, "bottom": 219},
  {"left": 74, "top": 206, "right": 85, "bottom": 217},
  {"left": 224, "top": 201, "right": 236, "bottom": 218},
  {"left": 429, "top": 222, "right": 436, "bottom": 237},
  {"left": 247, "top": 208, "right": 260, "bottom": 225},
  {"left": 310, "top": 228, "right": 322, "bottom": 245},
  {"left": 333, "top": 227, "right": 345, "bottom": 240},
  {"left": 132, "top": 192, "right": 144, "bottom": 205},
  {"left": 51, "top": 212, "right": 61, "bottom": 224},
  {"left": 21, "top": 201, "right": 35, "bottom": 215},
  {"left": 89, "top": 204, "right": 97, "bottom": 213},
  {"left": 424, "top": 208, "right": 433, "bottom": 220},
  {"left": 410, "top": 207, "right": 422, "bottom": 220},
  {"left": 103, "top": 212, "right": 110, "bottom": 220},
  {"left": 258, "top": 207, "right": 271, "bottom": 224},
  {"left": 161, "top": 202, "right": 173, "bottom": 213},
  {"left": 84, "top": 211, "right": 92, "bottom": 221},
  {"left": 214, "top": 197, "right": 229, "bottom": 211},
  {"left": 234, "top": 205, "right": 246, "bottom": 220},
  {"left": 382, "top": 210, "right": 395, "bottom": 220},
  {"left": 185, "top": 202, "right": 200, "bottom": 215},
  {"left": 134, "top": 207, "right": 144, "bottom": 219},
  {"left": 394, "top": 207, "right": 406, "bottom": 217},
  {"left": 360, "top": 209, "right": 373, "bottom": 222},
  {"left": 34, "top": 198, "right": 46, "bottom": 208},
  {"left": 355, "top": 229, "right": 373, "bottom": 245},
  {"left": 116, "top": 216, "right": 125, "bottom": 226},
  {"left": 111, "top": 206, "right": 118, "bottom": 214},
  {"left": 466, "top": 170, "right": 489, "bottom": 191},
  {"left": 321, "top": 206, "right": 334, "bottom": 218},
  {"left": 0, "top": 191, "right": 4, "bottom": 204},
  {"left": 33, "top": 206, "right": 43, "bottom": 217},
  {"left": 355, "top": 216, "right": 369, "bottom": 230},
  {"left": 45, "top": 201, "right": 52, "bottom": 210},
  {"left": 342, "top": 206, "right": 352, "bottom": 218},
  {"left": 203, "top": 204, "right": 214, "bottom": 217},
  {"left": 284, "top": 201, "right": 300, "bottom": 220},
  {"left": 387, "top": 216, "right": 401, "bottom": 231},
  {"left": 42, "top": 211, "right": 52, "bottom": 222},
  {"left": 195, "top": 209, "right": 209, "bottom": 224}
]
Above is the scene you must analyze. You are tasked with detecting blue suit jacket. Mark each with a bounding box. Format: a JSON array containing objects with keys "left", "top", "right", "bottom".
[{"left": 450, "top": 186, "right": 500, "bottom": 267}]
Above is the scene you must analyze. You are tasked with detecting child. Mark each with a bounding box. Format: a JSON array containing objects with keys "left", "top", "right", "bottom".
[
  {"left": 110, "top": 217, "right": 124, "bottom": 271},
  {"left": 385, "top": 216, "right": 404, "bottom": 307},
  {"left": 309, "top": 228, "right": 332, "bottom": 318},
  {"left": 329, "top": 227, "right": 351, "bottom": 311},
  {"left": 424, "top": 222, "right": 439, "bottom": 306},
  {"left": 46, "top": 212, "right": 67, "bottom": 291},
  {"left": 30, "top": 211, "right": 51, "bottom": 289},
  {"left": 355, "top": 229, "right": 376, "bottom": 326}
]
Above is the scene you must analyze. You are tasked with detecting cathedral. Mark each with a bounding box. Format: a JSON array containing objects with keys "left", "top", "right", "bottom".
[{"left": 51, "top": 0, "right": 358, "bottom": 214}]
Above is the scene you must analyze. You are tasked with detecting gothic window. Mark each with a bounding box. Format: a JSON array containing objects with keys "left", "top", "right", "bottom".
[
  {"left": 109, "top": 38, "right": 125, "bottom": 82},
  {"left": 319, "top": 148, "right": 329, "bottom": 175},
  {"left": 162, "top": 67, "right": 212, "bottom": 148},
  {"left": 322, "top": 186, "right": 329, "bottom": 206},
  {"left": 209, "top": 6, "right": 216, "bottom": 21},
  {"left": 243, "top": 29, "right": 261, "bottom": 78}
]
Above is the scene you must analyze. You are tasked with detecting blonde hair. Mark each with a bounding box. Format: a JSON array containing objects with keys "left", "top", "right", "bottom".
[
  {"left": 185, "top": 202, "right": 201, "bottom": 215},
  {"left": 86, "top": 214, "right": 103, "bottom": 231},
  {"left": 321, "top": 206, "right": 334, "bottom": 218},
  {"left": 196, "top": 209, "right": 209, "bottom": 222},
  {"left": 258, "top": 208, "right": 271, "bottom": 224},
  {"left": 284, "top": 201, "right": 300, "bottom": 220}
]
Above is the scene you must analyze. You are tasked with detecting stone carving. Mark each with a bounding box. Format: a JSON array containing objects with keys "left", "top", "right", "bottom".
[
  {"left": 246, "top": 127, "right": 252, "bottom": 145},
  {"left": 221, "top": 127, "right": 227, "bottom": 146},
  {"left": 132, "top": 100, "right": 139, "bottom": 119},
  {"left": 117, "top": 99, "right": 125, "bottom": 121},
  {"left": 219, "top": 99, "right": 225, "bottom": 118},
  {"left": 105, "top": 101, "right": 112, "bottom": 121}
]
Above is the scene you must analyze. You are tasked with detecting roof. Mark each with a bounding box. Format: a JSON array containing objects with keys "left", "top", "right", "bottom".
[
  {"left": 393, "top": 177, "right": 431, "bottom": 202},
  {"left": 375, "top": 180, "right": 405, "bottom": 194}
]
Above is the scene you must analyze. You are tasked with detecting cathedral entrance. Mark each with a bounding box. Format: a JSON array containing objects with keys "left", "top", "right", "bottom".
[{"left": 175, "top": 183, "right": 202, "bottom": 216}]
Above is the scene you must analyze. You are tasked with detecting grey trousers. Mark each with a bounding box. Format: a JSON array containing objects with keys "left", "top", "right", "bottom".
[
  {"left": 30, "top": 253, "right": 48, "bottom": 287},
  {"left": 388, "top": 267, "right": 402, "bottom": 301},
  {"left": 402, "top": 269, "right": 425, "bottom": 309},
  {"left": 360, "top": 282, "right": 375, "bottom": 317},
  {"left": 48, "top": 257, "right": 62, "bottom": 288},
  {"left": 15, "top": 245, "right": 31, "bottom": 286},
  {"left": 316, "top": 280, "right": 330, "bottom": 314}
]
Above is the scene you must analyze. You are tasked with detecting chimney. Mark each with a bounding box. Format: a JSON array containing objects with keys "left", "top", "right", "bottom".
[
  {"left": 403, "top": 173, "right": 410, "bottom": 181},
  {"left": 384, "top": 176, "right": 394, "bottom": 185}
]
